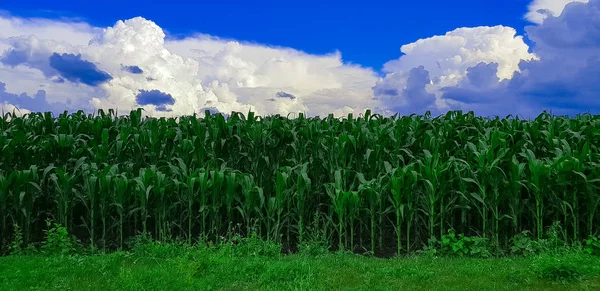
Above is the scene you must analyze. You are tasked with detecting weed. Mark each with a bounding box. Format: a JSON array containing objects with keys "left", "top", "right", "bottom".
[
  {"left": 8, "top": 224, "right": 23, "bottom": 256},
  {"left": 584, "top": 235, "right": 600, "bottom": 256},
  {"left": 418, "top": 238, "right": 440, "bottom": 257},
  {"left": 421, "top": 230, "right": 492, "bottom": 258},
  {"left": 298, "top": 211, "right": 330, "bottom": 257},
  {"left": 539, "top": 264, "right": 582, "bottom": 283},
  {"left": 41, "top": 220, "right": 79, "bottom": 256},
  {"left": 511, "top": 231, "right": 544, "bottom": 256}
]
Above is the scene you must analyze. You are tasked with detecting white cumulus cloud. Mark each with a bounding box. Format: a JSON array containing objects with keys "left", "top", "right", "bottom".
[
  {"left": 1, "top": 0, "right": 599, "bottom": 118},
  {"left": 525, "top": 0, "right": 590, "bottom": 24},
  {"left": 166, "top": 35, "right": 379, "bottom": 116},
  {"left": 374, "top": 26, "right": 536, "bottom": 115},
  {"left": 441, "top": 0, "right": 600, "bottom": 117},
  {"left": 0, "top": 15, "right": 378, "bottom": 117}
]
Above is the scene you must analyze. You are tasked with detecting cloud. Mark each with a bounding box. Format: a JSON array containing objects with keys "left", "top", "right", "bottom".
[
  {"left": 0, "top": 81, "right": 62, "bottom": 114},
  {"left": 0, "top": 48, "right": 28, "bottom": 66},
  {"left": 526, "top": 0, "right": 600, "bottom": 52},
  {"left": 0, "top": 15, "right": 378, "bottom": 117},
  {"left": 48, "top": 53, "right": 113, "bottom": 86},
  {"left": 136, "top": 89, "right": 175, "bottom": 111},
  {"left": 0, "top": 12, "right": 96, "bottom": 44},
  {"left": 0, "top": 13, "right": 99, "bottom": 108},
  {"left": 0, "top": 35, "right": 69, "bottom": 77},
  {"left": 373, "top": 66, "right": 437, "bottom": 115},
  {"left": 465, "top": 62, "right": 500, "bottom": 89},
  {"left": 441, "top": 62, "right": 504, "bottom": 103},
  {"left": 374, "top": 0, "right": 600, "bottom": 118},
  {"left": 438, "top": 62, "right": 527, "bottom": 116},
  {"left": 525, "top": 0, "right": 589, "bottom": 24},
  {"left": 1, "top": 0, "right": 599, "bottom": 118},
  {"left": 382, "top": 26, "right": 535, "bottom": 81},
  {"left": 374, "top": 25, "right": 536, "bottom": 115},
  {"left": 122, "top": 65, "right": 143, "bottom": 74},
  {"left": 166, "top": 35, "right": 379, "bottom": 116},
  {"left": 275, "top": 91, "right": 296, "bottom": 99},
  {"left": 435, "top": 0, "right": 600, "bottom": 117}
]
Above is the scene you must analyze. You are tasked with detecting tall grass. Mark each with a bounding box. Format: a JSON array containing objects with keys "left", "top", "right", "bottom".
[{"left": 0, "top": 109, "right": 599, "bottom": 255}]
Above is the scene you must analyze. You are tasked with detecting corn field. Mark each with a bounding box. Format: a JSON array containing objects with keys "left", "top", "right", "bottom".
[{"left": 1, "top": 109, "right": 599, "bottom": 255}]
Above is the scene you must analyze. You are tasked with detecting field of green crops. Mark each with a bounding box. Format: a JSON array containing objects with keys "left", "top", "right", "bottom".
[{"left": 1, "top": 108, "right": 599, "bottom": 255}]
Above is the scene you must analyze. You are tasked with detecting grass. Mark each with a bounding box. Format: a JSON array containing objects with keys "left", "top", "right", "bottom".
[{"left": 1, "top": 247, "right": 599, "bottom": 290}]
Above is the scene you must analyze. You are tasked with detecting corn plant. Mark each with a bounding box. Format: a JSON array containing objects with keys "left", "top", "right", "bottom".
[
  {"left": 388, "top": 164, "right": 418, "bottom": 255},
  {"left": 0, "top": 109, "right": 599, "bottom": 255},
  {"left": 293, "top": 163, "right": 311, "bottom": 245}
]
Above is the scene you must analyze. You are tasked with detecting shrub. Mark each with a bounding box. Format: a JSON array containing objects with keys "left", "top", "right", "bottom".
[
  {"left": 298, "top": 211, "right": 330, "bottom": 257},
  {"left": 8, "top": 224, "right": 23, "bottom": 255},
  {"left": 41, "top": 220, "right": 79, "bottom": 256},
  {"left": 419, "top": 230, "right": 491, "bottom": 258},
  {"left": 439, "top": 229, "right": 491, "bottom": 258},
  {"left": 511, "top": 231, "right": 544, "bottom": 256},
  {"left": 584, "top": 235, "right": 600, "bottom": 256}
]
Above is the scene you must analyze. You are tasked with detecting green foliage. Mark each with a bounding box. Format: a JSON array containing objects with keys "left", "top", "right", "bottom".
[
  {"left": 9, "top": 224, "right": 23, "bottom": 255},
  {"left": 511, "top": 223, "right": 576, "bottom": 256},
  {"left": 423, "top": 229, "right": 492, "bottom": 258},
  {"left": 41, "top": 220, "right": 79, "bottom": 256},
  {"left": 125, "top": 232, "right": 154, "bottom": 251},
  {"left": 298, "top": 239, "right": 330, "bottom": 257},
  {"left": 131, "top": 240, "right": 194, "bottom": 259},
  {"left": 418, "top": 238, "right": 440, "bottom": 257},
  {"left": 219, "top": 231, "right": 282, "bottom": 258},
  {"left": 538, "top": 264, "right": 582, "bottom": 283},
  {"left": 543, "top": 221, "right": 567, "bottom": 251},
  {"left": 298, "top": 211, "right": 330, "bottom": 256},
  {"left": 511, "top": 231, "right": 545, "bottom": 256},
  {"left": 2, "top": 250, "right": 599, "bottom": 290},
  {"left": 584, "top": 235, "right": 600, "bottom": 256},
  {"left": 1, "top": 109, "right": 600, "bottom": 256}
]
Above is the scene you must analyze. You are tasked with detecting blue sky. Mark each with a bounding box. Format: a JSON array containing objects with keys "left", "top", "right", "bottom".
[
  {"left": 1, "top": 0, "right": 533, "bottom": 69},
  {"left": 0, "top": 0, "right": 598, "bottom": 118}
]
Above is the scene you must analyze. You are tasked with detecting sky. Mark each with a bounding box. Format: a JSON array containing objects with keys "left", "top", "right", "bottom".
[
  {"left": 0, "top": 0, "right": 597, "bottom": 118},
  {"left": 0, "top": 0, "right": 535, "bottom": 70}
]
